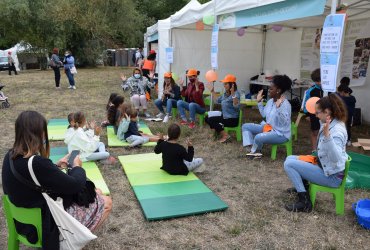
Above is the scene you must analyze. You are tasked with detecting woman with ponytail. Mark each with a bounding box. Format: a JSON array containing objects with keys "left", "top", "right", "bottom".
[
  {"left": 283, "top": 94, "right": 348, "bottom": 213},
  {"left": 154, "top": 123, "right": 204, "bottom": 175}
]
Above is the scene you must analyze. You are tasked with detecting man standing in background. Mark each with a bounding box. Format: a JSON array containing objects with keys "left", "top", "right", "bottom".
[{"left": 7, "top": 51, "right": 17, "bottom": 75}]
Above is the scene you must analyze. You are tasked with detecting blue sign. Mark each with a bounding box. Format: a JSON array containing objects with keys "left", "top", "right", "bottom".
[{"left": 219, "top": 0, "right": 326, "bottom": 29}]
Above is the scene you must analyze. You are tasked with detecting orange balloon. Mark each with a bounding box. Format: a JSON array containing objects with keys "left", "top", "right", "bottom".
[
  {"left": 305, "top": 97, "right": 320, "bottom": 114},
  {"left": 205, "top": 70, "right": 218, "bottom": 82},
  {"left": 196, "top": 21, "right": 204, "bottom": 31}
]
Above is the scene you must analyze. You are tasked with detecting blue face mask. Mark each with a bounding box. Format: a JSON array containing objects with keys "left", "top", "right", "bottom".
[{"left": 134, "top": 74, "right": 141, "bottom": 79}]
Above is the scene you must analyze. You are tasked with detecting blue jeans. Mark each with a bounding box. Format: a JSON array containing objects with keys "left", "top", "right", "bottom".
[
  {"left": 284, "top": 155, "right": 343, "bottom": 192},
  {"left": 154, "top": 98, "right": 178, "bottom": 114},
  {"left": 85, "top": 142, "right": 109, "bottom": 161},
  {"left": 242, "top": 123, "right": 288, "bottom": 153},
  {"left": 177, "top": 100, "right": 205, "bottom": 122},
  {"left": 65, "top": 68, "right": 75, "bottom": 86}
]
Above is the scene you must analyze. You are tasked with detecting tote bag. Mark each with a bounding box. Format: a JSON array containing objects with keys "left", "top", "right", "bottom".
[
  {"left": 70, "top": 66, "right": 77, "bottom": 75},
  {"left": 27, "top": 156, "right": 97, "bottom": 250}
]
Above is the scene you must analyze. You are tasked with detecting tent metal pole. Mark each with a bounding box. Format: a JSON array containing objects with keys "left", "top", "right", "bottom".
[
  {"left": 331, "top": 0, "right": 338, "bottom": 14},
  {"left": 260, "top": 25, "right": 267, "bottom": 74}
]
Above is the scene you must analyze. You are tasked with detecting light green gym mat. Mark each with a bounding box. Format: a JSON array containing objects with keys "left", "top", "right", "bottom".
[
  {"left": 107, "top": 121, "right": 156, "bottom": 147},
  {"left": 50, "top": 147, "right": 110, "bottom": 195},
  {"left": 346, "top": 151, "right": 370, "bottom": 190},
  {"left": 47, "top": 119, "right": 69, "bottom": 141},
  {"left": 118, "top": 153, "right": 228, "bottom": 221}
]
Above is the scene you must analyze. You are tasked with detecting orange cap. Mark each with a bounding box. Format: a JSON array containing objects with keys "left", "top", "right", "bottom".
[
  {"left": 187, "top": 68, "right": 198, "bottom": 76},
  {"left": 149, "top": 50, "right": 156, "bottom": 54},
  {"left": 164, "top": 72, "right": 172, "bottom": 78},
  {"left": 220, "top": 74, "right": 237, "bottom": 83}
]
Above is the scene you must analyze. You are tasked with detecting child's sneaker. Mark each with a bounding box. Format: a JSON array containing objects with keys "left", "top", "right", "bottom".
[
  {"left": 188, "top": 121, "right": 196, "bottom": 129},
  {"left": 101, "top": 156, "right": 117, "bottom": 165},
  {"left": 156, "top": 113, "right": 164, "bottom": 119},
  {"left": 162, "top": 114, "right": 169, "bottom": 123}
]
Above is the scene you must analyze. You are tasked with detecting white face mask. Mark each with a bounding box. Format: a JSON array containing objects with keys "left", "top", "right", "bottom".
[
  {"left": 65, "top": 53, "right": 69, "bottom": 56},
  {"left": 134, "top": 74, "right": 141, "bottom": 79}
]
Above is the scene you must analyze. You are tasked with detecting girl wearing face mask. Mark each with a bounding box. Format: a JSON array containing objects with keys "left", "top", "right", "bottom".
[
  {"left": 283, "top": 94, "right": 348, "bottom": 213},
  {"left": 242, "top": 75, "right": 292, "bottom": 159},
  {"left": 177, "top": 68, "right": 206, "bottom": 129},
  {"left": 121, "top": 68, "right": 154, "bottom": 118},
  {"left": 63, "top": 50, "right": 76, "bottom": 89},
  {"left": 154, "top": 72, "right": 181, "bottom": 123}
]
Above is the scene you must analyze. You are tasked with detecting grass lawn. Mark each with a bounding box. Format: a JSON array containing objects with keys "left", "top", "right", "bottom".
[{"left": 1, "top": 67, "right": 370, "bottom": 249}]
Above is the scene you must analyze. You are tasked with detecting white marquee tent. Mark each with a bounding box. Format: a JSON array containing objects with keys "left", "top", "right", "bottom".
[{"left": 145, "top": 0, "right": 370, "bottom": 122}]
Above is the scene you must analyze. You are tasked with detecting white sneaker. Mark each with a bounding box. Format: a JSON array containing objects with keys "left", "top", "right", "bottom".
[
  {"left": 156, "top": 113, "right": 164, "bottom": 119},
  {"left": 68, "top": 85, "right": 73, "bottom": 89},
  {"left": 144, "top": 112, "right": 151, "bottom": 118},
  {"left": 163, "top": 114, "right": 169, "bottom": 123},
  {"left": 72, "top": 86, "right": 76, "bottom": 90}
]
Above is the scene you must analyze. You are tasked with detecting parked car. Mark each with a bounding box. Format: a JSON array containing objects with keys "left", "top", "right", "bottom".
[{"left": 0, "top": 56, "right": 9, "bottom": 71}]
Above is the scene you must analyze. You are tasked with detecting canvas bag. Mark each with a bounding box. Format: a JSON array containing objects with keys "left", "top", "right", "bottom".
[
  {"left": 70, "top": 66, "right": 77, "bottom": 75},
  {"left": 27, "top": 156, "right": 97, "bottom": 250}
]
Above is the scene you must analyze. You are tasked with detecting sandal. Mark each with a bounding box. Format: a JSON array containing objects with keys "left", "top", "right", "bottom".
[{"left": 219, "top": 135, "right": 231, "bottom": 143}]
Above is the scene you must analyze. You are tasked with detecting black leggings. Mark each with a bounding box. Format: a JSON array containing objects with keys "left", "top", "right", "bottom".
[
  {"left": 205, "top": 115, "right": 238, "bottom": 133},
  {"left": 53, "top": 67, "right": 61, "bottom": 87}
]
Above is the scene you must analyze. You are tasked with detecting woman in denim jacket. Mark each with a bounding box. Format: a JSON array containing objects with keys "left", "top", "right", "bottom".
[{"left": 284, "top": 94, "right": 348, "bottom": 212}]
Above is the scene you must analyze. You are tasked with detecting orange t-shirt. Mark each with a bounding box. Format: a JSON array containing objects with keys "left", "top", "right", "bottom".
[{"left": 142, "top": 59, "right": 155, "bottom": 71}]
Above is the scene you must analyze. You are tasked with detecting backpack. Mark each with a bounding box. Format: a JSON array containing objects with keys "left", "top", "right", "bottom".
[{"left": 49, "top": 57, "right": 56, "bottom": 68}]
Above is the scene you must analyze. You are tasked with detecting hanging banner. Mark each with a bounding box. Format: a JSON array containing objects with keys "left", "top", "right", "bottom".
[
  {"left": 320, "top": 14, "right": 346, "bottom": 92},
  {"left": 321, "top": 54, "right": 340, "bottom": 92},
  {"left": 218, "top": 0, "right": 326, "bottom": 29},
  {"left": 165, "top": 47, "right": 173, "bottom": 64},
  {"left": 211, "top": 24, "right": 219, "bottom": 69},
  {"left": 300, "top": 28, "right": 322, "bottom": 81}
]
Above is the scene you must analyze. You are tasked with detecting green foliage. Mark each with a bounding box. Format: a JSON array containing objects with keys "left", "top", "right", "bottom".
[{"left": 0, "top": 0, "right": 212, "bottom": 66}]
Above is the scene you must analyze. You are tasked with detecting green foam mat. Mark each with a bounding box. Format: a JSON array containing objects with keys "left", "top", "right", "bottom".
[
  {"left": 118, "top": 153, "right": 228, "bottom": 220},
  {"left": 346, "top": 151, "right": 370, "bottom": 190},
  {"left": 50, "top": 147, "right": 110, "bottom": 195},
  {"left": 48, "top": 119, "right": 69, "bottom": 141},
  {"left": 107, "top": 122, "right": 156, "bottom": 147}
]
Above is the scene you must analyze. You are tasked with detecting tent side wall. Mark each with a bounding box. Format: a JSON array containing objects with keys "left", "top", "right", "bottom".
[{"left": 171, "top": 27, "right": 263, "bottom": 93}]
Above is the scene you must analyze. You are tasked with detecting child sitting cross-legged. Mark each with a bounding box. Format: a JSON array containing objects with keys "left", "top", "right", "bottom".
[
  {"left": 154, "top": 123, "right": 204, "bottom": 175},
  {"left": 118, "top": 108, "right": 160, "bottom": 147},
  {"left": 64, "top": 111, "right": 116, "bottom": 164}
]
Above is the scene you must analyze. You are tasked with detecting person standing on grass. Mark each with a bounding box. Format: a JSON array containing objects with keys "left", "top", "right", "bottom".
[
  {"left": 205, "top": 74, "right": 240, "bottom": 143},
  {"left": 154, "top": 123, "right": 204, "bottom": 175},
  {"left": 63, "top": 50, "right": 76, "bottom": 89},
  {"left": 7, "top": 51, "right": 17, "bottom": 75},
  {"left": 154, "top": 72, "right": 181, "bottom": 123},
  {"left": 242, "top": 75, "right": 292, "bottom": 159},
  {"left": 302, "top": 68, "right": 323, "bottom": 153},
  {"left": 284, "top": 94, "right": 348, "bottom": 212},
  {"left": 177, "top": 68, "right": 206, "bottom": 129},
  {"left": 337, "top": 84, "right": 356, "bottom": 146},
  {"left": 51, "top": 48, "right": 63, "bottom": 89}
]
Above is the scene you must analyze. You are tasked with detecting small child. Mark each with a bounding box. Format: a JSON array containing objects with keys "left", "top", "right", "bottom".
[
  {"left": 337, "top": 84, "right": 356, "bottom": 146},
  {"left": 122, "top": 109, "right": 159, "bottom": 147},
  {"left": 64, "top": 111, "right": 116, "bottom": 164},
  {"left": 154, "top": 123, "right": 203, "bottom": 175},
  {"left": 67, "top": 112, "right": 75, "bottom": 128},
  {"left": 101, "top": 93, "right": 119, "bottom": 127},
  {"left": 107, "top": 95, "right": 124, "bottom": 133},
  {"left": 340, "top": 77, "right": 353, "bottom": 95}
]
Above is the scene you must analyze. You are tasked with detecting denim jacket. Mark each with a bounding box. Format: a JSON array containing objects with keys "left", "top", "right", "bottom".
[
  {"left": 258, "top": 97, "right": 291, "bottom": 139},
  {"left": 317, "top": 119, "right": 348, "bottom": 176},
  {"left": 216, "top": 91, "right": 240, "bottom": 119}
]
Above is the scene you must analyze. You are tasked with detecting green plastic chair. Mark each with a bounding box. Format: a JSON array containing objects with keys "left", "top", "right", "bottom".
[
  {"left": 291, "top": 122, "right": 298, "bottom": 141},
  {"left": 171, "top": 108, "right": 177, "bottom": 118},
  {"left": 309, "top": 157, "right": 352, "bottom": 215},
  {"left": 270, "top": 138, "right": 292, "bottom": 160},
  {"left": 224, "top": 109, "right": 243, "bottom": 141},
  {"left": 2, "top": 195, "right": 43, "bottom": 249},
  {"left": 198, "top": 113, "right": 205, "bottom": 126}
]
